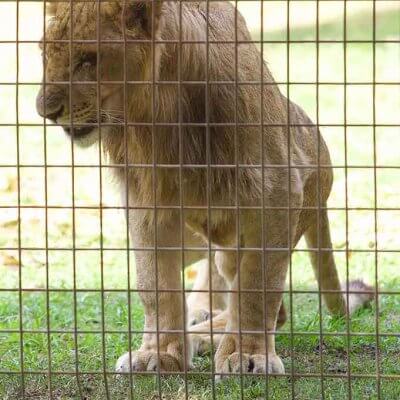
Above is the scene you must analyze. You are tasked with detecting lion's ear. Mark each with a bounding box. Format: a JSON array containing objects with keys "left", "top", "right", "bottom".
[
  {"left": 46, "top": 0, "right": 58, "bottom": 16},
  {"left": 124, "top": 1, "right": 163, "bottom": 36}
]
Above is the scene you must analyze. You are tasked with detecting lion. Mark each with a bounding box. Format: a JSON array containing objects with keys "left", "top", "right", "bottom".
[{"left": 36, "top": 1, "right": 373, "bottom": 376}]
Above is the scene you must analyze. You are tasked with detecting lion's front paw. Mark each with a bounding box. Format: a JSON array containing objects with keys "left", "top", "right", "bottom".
[
  {"left": 218, "top": 352, "right": 284, "bottom": 377},
  {"left": 115, "top": 351, "right": 181, "bottom": 373},
  {"left": 214, "top": 334, "right": 285, "bottom": 379}
]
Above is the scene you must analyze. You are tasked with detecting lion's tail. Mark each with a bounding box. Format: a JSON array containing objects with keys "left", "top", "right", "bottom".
[
  {"left": 305, "top": 206, "right": 374, "bottom": 316},
  {"left": 342, "top": 279, "right": 374, "bottom": 315}
]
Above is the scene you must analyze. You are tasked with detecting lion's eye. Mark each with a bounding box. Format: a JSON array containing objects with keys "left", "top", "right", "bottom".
[{"left": 80, "top": 53, "right": 97, "bottom": 68}]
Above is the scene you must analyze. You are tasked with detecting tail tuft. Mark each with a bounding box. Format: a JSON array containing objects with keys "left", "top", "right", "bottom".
[{"left": 342, "top": 280, "right": 374, "bottom": 315}]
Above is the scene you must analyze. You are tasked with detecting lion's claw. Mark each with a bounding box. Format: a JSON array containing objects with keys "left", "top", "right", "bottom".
[{"left": 115, "top": 351, "right": 181, "bottom": 373}]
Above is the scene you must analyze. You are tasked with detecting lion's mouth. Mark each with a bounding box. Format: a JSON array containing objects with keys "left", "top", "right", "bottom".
[{"left": 63, "top": 125, "right": 96, "bottom": 138}]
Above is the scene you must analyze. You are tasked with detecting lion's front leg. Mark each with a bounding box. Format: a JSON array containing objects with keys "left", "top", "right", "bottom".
[
  {"left": 214, "top": 249, "right": 286, "bottom": 377},
  {"left": 116, "top": 214, "right": 192, "bottom": 373}
]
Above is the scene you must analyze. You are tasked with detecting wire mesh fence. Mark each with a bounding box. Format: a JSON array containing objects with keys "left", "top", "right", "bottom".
[{"left": 0, "top": 0, "right": 399, "bottom": 399}]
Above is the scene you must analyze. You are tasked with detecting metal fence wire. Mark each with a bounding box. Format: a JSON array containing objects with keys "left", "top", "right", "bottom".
[{"left": 0, "top": 0, "right": 399, "bottom": 399}]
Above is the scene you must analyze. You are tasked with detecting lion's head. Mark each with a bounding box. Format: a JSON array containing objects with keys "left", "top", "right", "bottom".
[{"left": 36, "top": 1, "right": 163, "bottom": 147}]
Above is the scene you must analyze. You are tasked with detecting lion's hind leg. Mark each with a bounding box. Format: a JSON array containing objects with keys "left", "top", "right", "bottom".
[
  {"left": 187, "top": 258, "right": 228, "bottom": 327},
  {"left": 189, "top": 310, "right": 228, "bottom": 355}
]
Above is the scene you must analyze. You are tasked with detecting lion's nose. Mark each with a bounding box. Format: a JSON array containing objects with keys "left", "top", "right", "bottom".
[
  {"left": 45, "top": 105, "right": 64, "bottom": 122},
  {"left": 36, "top": 89, "right": 65, "bottom": 122}
]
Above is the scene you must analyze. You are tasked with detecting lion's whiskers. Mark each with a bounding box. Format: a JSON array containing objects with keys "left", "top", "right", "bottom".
[{"left": 100, "top": 109, "right": 124, "bottom": 124}]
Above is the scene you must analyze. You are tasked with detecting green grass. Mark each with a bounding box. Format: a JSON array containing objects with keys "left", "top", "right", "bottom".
[
  {"left": 0, "top": 290, "right": 399, "bottom": 399},
  {"left": 0, "top": 3, "right": 400, "bottom": 400}
]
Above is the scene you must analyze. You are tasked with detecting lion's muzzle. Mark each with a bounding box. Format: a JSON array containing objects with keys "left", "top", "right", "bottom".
[{"left": 36, "top": 86, "right": 65, "bottom": 122}]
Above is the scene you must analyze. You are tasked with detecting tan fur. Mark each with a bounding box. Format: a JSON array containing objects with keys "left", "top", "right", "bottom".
[{"left": 37, "top": 1, "right": 373, "bottom": 376}]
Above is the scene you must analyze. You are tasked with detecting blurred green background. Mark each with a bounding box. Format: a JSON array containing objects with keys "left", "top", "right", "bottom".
[{"left": 0, "top": 1, "right": 399, "bottom": 399}]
